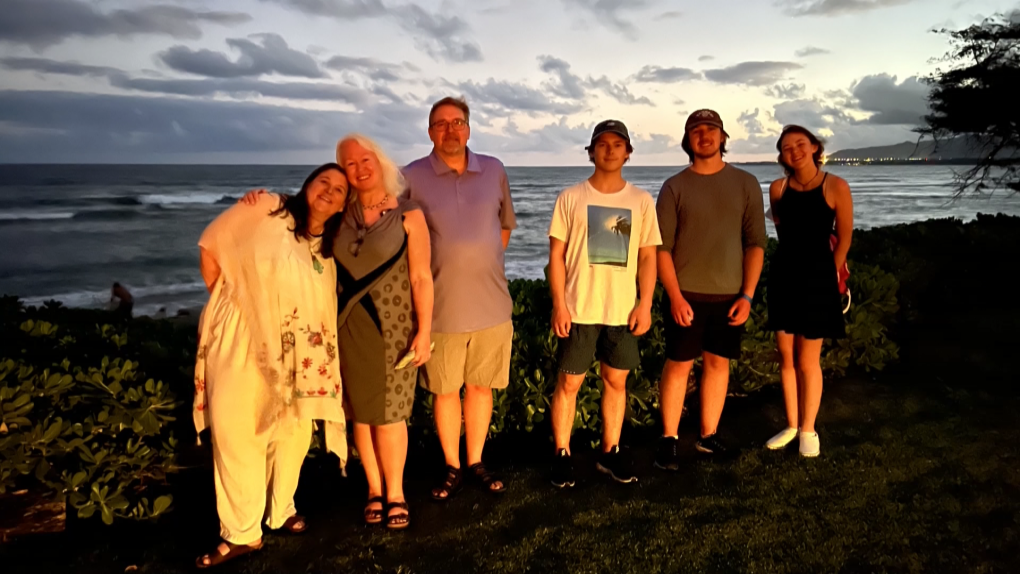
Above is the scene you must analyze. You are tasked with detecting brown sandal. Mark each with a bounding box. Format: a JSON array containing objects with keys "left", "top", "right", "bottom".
[
  {"left": 195, "top": 540, "right": 263, "bottom": 569},
  {"left": 430, "top": 465, "right": 463, "bottom": 501},
  {"left": 468, "top": 462, "right": 507, "bottom": 494},
  {"left": 386, "top": 501, "right": 410, "bottom": 530},
  {"left": 364, "top": 496, "right": 385, "bottom": 525},
  {"left": 281, "top": 515, "right": 307, "bottom": 534}
]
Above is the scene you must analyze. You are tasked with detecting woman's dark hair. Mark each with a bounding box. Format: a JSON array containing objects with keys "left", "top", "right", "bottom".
[
  {"left": 776, "top": 125, "right": 825, "bottom": 175},
  {"left": 270, "top": 162, "right": 347, "bottom": 244},
  {"left": 681, "top": 133, "right": 728, "bottom": 163}
]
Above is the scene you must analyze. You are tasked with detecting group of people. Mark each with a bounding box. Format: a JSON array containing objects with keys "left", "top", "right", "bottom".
[{"left": 191, "top": 97, "right": 853, "bottom": 567}]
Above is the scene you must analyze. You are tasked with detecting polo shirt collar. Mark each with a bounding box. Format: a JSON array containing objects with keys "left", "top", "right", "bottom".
[{"left": 428, "top": 148, "right": 481, "bottom": 175}]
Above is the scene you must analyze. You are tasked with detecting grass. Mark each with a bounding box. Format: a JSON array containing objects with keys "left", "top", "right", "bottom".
[
  {"left": 2, "top": 373, "right": 1018, "bottom": 574},
  {"left": 5, "top": 216, "right": 1020, "bottom": 573}
]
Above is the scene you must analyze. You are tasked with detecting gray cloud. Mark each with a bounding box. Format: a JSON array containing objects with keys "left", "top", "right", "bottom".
[
  {"left": 536, "top": 56, "right": 655, "bottom": 105},
  {"left": 703, "top": 61, "right": 803, "bottom": 86},
  {"left": 632, "top": 65, "right": 701, "bottom": 83},
  {"left": 630, "top": 133, "right": 681, "bottom": 154},
  {"left": 0, "top": 56, "right": 120, "bottom": 77},
  {"left": 698, "top": 55, "right": 715, "bottom": 62},
  {"left": 586, "top": 75, "right": 654, "bottom": 106},
  {"left": 773, "top": 98, "right": 853, "bottom": 132},
  {"left": 795, "top": 46, "right": 830, "bottom": 57},
  {"left": 538, "top": 55, "right": 587, "bottom": 100},
  {"left": 263, "top": 0, "right": 482, "bottom": 63},
  {"left": 560, "top": 0, "right": 652, "bottom": 39},
  {"left": 472, "top": 117, "right": 591, "bottom": 154},
  {"left": 738, "top": 108, "right": 767, "bottom": 135},
  {"left": 779, "top": 0, "right": 916, "bottom": 17},
  {"left": 0, "top": 89, "right": 425, "bottom": 162},
  {"left": 764, "top": 83, "right": 806, "bottom": 99},
  {"left": 659, "top": 11, "right": 683, "bottom": 19},
  {"left": 0, "top": 0, "right": 250, "bottom": 49},
  {"left": 396, "top": 5, "right": 482, "bottom": 63},
  {"left": 850, "top": 74, "right": 928, "bottom": 125},
  {"left": 325, "top": 55, "right": 407, "bottom": 82},
  {"left": 729, "top": 108, "right": 777, "bottom": 154},
  {"left": 109, "top": 75, "right": 372, "bottom": 104},
  {"left": 160, "top": 34, "right": 324, "bottom": 78},
  {"left": 259, "top": 0, "right": 387, "bottom": 18},
  {"left": 453, "top": 79, "right": 584, "bottom": 116}
]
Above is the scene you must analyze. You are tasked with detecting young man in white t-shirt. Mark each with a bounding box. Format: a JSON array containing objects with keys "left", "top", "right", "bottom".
[{"left": 547, "top": 119, "right": 662, "bottom": 488}]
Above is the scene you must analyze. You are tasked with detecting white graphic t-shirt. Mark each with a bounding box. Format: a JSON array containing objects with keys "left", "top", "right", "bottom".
[{"left": 548, "top": 180, "right": 662, "bottom": 326}]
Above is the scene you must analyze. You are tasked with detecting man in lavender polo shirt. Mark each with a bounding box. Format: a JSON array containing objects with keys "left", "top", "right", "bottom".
[{"left": 403, "top": 96, "right": 516, "bottom": 500}]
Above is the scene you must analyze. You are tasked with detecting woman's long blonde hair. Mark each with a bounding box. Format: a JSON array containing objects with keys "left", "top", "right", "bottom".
[{"left": 336, "top": 133, "right": 406, "bottom": 198}]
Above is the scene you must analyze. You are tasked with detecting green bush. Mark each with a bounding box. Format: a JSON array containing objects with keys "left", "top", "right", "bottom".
[
  {"left": 467, "top": 238, "right": 901, "bottom": 437},
  {"left": 0, "top": 297, "right": 184, "bottom": 524}
]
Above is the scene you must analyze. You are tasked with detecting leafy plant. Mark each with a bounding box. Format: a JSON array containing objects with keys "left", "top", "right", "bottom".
[{"left": 1, "top": 302, "right": 182, "bottom": 525}]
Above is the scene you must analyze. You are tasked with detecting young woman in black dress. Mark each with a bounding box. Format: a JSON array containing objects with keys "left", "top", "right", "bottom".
[{"left": 765, "top": 126, "right": 853, "bottom": 457}]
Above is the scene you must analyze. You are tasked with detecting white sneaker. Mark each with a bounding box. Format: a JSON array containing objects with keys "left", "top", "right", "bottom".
[
  {"left": 799, "top": 431, "right": 820, "bottom": 457},
  {"left": 766, "top": 427, "right": 799, "bottom": 450}
]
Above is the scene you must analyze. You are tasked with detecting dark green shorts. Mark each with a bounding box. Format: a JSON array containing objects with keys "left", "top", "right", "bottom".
[{"left": 557, "top": 324, "right": 640, "bottom": 375}]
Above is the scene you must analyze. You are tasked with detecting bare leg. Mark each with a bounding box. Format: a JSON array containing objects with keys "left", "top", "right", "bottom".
[
  {"left": 551, "top": 372, "right": 585, "bottom": 454},
  {"left": 374, "top": 422, "right": 409, "bottom": 513},
  {"left": 795, "top": 337, "right": 825, "bottom": 434},
  {"left": 432, "top": 390, "right": 463, "bottom": 469},
  {"left": 776, "top": 331, "right": 800, "bottom": 429},
  {"left": 699, "top": 352, "right": 731, "bottom": 437},
  {"left": 599, "top": 364, "right": 629, "bottom": 451},
  {"left": 353, "top": 423, "right": 384, "bottom": 503},
  {"left": 660, "top": 359, "right": 694, "bottom": 436},
  {"left": 463, "top": 384, "right": 493, "bottom": 466}
]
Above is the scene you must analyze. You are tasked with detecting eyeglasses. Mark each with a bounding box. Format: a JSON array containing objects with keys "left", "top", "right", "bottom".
[{"left": 429, "top": 118, "right": 469, "bottom": 132}]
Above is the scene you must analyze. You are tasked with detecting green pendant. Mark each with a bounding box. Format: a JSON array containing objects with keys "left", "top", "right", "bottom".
[{"left": 312, "top": 257, "right": 324, "bottom": 274}]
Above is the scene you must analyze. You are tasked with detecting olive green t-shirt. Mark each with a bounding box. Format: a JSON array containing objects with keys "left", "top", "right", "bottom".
[{"left": 655, "top": 164, "right": 767, "bottom": 296}]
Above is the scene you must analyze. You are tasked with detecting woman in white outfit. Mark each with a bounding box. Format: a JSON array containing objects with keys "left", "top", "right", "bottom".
[{"left": 193, "top": 163, "right": 350, "bottom": 568}]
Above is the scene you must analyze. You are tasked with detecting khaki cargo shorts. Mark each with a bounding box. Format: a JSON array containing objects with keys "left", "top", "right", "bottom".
[{"left": 420, "top": 320, "right": 513, "bottom": 396}]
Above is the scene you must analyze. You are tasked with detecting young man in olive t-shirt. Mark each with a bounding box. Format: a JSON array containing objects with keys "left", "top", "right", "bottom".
[{"left": 654, "top": 110, "right": 767, "bottom": 470}]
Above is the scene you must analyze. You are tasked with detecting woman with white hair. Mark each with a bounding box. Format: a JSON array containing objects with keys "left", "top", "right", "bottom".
[{"left": 328, "top": 134, "right": 433, "bottom": 530}]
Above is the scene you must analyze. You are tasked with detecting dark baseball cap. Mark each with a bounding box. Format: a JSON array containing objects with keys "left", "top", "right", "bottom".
[
  {"left": 685, "top": 109, "right": 729, "bottom": 137},
  {"left": 585, "top": 119, "right": 631, "bottom": 150}
]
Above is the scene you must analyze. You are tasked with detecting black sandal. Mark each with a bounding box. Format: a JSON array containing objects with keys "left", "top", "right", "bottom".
[
  {"left": 468, "top": 462, "right": 507, "bottom": 494},
  {"left": 195, "top": 540, "right": 263, "bottom": 569},
  {"left": 280, "top": 515, "right": 307, "bottom": 534},
  {"left": 430, "top": 465, "right": 463, "bottom": 501},
  {"left": 386, "top": 501, "right": 410, "bottom": 530},
  {"left": 364, "top": 496, "right": 385, "bottom": 525}
]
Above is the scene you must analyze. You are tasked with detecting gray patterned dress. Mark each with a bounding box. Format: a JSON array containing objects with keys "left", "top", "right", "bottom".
[{"left": 333, "top": 197, "right": 422, "bottom": 425}]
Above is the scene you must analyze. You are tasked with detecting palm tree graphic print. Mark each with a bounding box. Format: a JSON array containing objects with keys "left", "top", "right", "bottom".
[{"left": 587, "top": 205, "right": 632, "bottom": 267}]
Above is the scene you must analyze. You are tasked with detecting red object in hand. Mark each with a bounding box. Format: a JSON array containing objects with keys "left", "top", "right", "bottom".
[{"left": 829, "top": 233, "right": 850, "bottom": 295}]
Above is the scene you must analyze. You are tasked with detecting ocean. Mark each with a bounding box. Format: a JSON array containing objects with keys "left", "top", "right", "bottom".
[{"left": 1, "top": 163, "right": 1018, "bottom": 317}]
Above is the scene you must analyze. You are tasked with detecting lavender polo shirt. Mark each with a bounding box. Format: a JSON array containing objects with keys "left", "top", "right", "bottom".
[{"left": 402, "top": 149, "right": 517, "bottom": 334}]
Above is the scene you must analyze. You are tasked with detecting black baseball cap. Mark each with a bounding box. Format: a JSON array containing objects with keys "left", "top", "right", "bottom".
[
  {"left": 585, "top": 119, "right": 631, "bottom": 150},
  {"left": 685, "top": 109, "right": 729, "bottom": 137}
]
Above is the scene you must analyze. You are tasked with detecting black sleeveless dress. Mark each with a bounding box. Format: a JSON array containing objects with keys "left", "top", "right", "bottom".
[{"left": 767, "top": 175, "right": 846, "bottom": 340}]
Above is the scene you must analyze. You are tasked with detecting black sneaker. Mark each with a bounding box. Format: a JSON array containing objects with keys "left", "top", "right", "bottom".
[
  {"left": 551, "top": 449, "right": 575, "bottom": 488},
  {"left": 653, "top": 436, "right": 680, "bottom": 471},
  {"left": 695, "top": 434, "right": 729, "bottom": 455},
  {"left": 596, "top": 445, "right": 638, "bottom": 483}
]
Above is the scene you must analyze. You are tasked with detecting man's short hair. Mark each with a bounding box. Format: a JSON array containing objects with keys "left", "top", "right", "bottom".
[{"left": 429, "top": 97, "right": 470, "bottom": 126}]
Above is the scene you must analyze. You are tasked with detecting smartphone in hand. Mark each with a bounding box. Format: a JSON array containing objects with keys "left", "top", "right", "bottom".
[{"left": 394, "top": 342, "right": 436, "bottom": 369}]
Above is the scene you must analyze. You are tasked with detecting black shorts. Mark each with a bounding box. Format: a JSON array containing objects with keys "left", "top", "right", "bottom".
[
  {"left": 557, "top": 324, "right": 640, "bottom": 375},
  {"left": 662, "top": 295, "right": 744, "bottom": 362}
]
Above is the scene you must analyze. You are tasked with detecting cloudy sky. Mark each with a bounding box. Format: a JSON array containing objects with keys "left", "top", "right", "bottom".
[{"left": 0, "top": 0, "right": 1016, "bottom": 165}]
